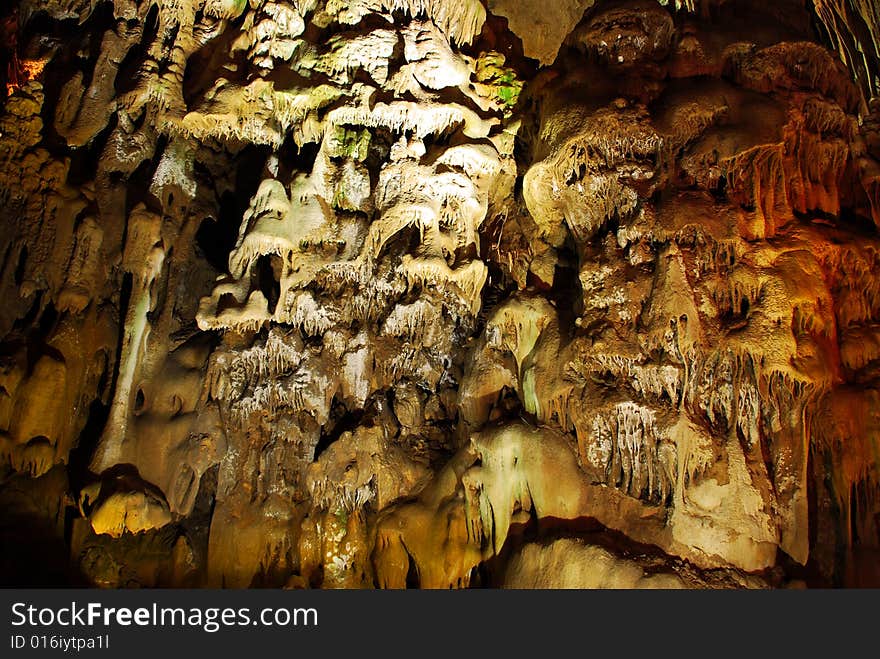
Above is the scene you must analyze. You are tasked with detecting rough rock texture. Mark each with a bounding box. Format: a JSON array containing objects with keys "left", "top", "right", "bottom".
[{"left": 1, "top": 0, "right": 879, "bottom": 588}]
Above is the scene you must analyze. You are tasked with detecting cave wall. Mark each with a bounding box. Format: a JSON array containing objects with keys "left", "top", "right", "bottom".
[{"left": 1, "top": 0, "right": 879, "bottom": 588}]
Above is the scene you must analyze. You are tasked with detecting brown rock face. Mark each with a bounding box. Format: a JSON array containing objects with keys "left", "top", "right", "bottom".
[{"left": 1, "top": 0, "right": 879, "bottom": 588}]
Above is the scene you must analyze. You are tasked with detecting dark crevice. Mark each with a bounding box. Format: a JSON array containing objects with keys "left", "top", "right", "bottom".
[
  {"left": 13, "top": 245, "right": 26, "bottom": 286},
  {"left": 313, "top": 398, "right": 365, "bottom": 461},
  {"left": 67, "top": 398, "right": 110, "bottom": 493},
  {"left": 255, "top": 254, "right": 281, "bottom": 314},
  {"left": 195, "top": 145, "right": 270, "bottom": 272},
  {"left": 113, "top": 4, "right": 159, "bottom": 97}
]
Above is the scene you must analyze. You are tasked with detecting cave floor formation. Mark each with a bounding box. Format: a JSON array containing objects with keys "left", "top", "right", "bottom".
[{"left": 1, "top": 0, "right": 880, "bottom": 588}]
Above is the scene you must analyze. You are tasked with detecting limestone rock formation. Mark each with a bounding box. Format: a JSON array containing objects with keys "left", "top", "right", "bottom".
[{"left": 1, "top": 0, "right": 879, "bottom": 588}]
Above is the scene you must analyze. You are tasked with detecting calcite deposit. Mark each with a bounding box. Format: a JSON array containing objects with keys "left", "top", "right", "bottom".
[{"left": 1, "top": 0, "right": 879, "bottom": 588}]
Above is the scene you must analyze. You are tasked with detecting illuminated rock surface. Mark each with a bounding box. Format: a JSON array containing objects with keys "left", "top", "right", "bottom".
[{"left": 0, "top": 0, "right": 879, "bottom": 588}]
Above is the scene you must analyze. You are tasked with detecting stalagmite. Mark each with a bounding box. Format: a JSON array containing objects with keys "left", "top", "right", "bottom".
[{"left": 90, "top": 207, "right": 165, "bottom": 473}]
